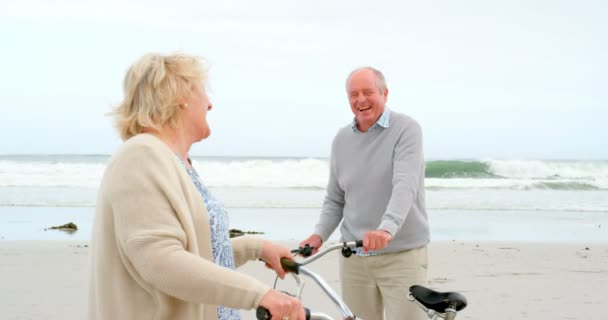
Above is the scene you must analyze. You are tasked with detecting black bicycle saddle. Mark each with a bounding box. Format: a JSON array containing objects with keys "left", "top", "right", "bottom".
[{"left": 409, "top": 285, "right": 468, "bottom": 313}]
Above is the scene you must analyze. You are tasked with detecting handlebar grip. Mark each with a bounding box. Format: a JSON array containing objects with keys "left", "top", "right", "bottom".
[
  {"left": 355, "top": 240, "right": 363, "bottom": 247},
  {"left": 281, "top": 257, "right": 301, "bottom": 274},
  {"left": 256, "top": 306, "right": 311, "bottom": 320},
  {"left": 256, "top": 306, "right": 271, "bottom": 320}
]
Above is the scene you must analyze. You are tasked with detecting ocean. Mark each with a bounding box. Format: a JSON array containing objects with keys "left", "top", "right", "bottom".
[{"left": 1, "top": 155, "right": 607, "bottom": 242}]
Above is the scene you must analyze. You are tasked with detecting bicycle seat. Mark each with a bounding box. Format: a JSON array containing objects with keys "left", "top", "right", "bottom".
[{"left": 409, "top": 285, "right": 468, "bottom": 313}]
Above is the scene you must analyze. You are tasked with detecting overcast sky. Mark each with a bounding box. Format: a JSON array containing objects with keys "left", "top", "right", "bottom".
[{"left": 1, "top": 0, "right": 606, "bottom": 159}]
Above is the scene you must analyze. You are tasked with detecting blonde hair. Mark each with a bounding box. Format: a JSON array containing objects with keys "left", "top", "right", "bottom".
[
  {"left": 345, "top": 66, "right": 387, "bottom": 92},
  {"left": 110, "top": 53, "right": 206, "bottom": 140}
]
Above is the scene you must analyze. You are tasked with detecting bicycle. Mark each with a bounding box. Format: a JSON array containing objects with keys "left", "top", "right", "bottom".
[{"left": 257, "top": 241, "right": 467, "bottom": 320}]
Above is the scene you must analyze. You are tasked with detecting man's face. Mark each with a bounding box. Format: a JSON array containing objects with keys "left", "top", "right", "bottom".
[{"left": 347, "top": 69, "right": 388, "bottom": 132}]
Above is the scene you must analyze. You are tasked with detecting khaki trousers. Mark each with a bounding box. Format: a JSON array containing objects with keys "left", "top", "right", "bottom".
[{"left": 339, "top": 246, "right": 428, "bottom": 320}]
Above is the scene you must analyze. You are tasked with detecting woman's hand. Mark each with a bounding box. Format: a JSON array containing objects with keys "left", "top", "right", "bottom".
[
  {"left": 260, "top": 241, "right": 293, "bottom": 279},
  {"left": 259, "top": 289, "right": 306, "bottom": 320}
]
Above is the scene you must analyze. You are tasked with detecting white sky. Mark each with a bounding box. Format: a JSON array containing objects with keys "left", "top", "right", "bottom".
[{"left": 1, "top": 0, "right": 606, "bottom": 159}]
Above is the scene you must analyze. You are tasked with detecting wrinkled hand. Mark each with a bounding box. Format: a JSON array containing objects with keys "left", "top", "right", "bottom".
[
  {"left": 363, "top": 230, "right": 393, "bottom": 253},
  {"left": 260, "top": 241, "right": 294, "bottom": 279},
  {"left": 299, "top": 234, "right": 323, "bottom": 255},
  {"left": 259, "top": 289, "right": 306, "bottom": 320}
]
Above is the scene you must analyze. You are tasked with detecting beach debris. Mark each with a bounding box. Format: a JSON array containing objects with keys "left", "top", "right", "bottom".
[
  {"left": 229, "top": 228, "right": 264, "bottom": 238},
  {"left": 576, "top": 248, "right": 590, "bottom": 259},
  {"left": 430, "top": 277, "right": 450, "bottom": 284},
  {"left": 45, "top": 222, "right": 78, "bottom": 233}
]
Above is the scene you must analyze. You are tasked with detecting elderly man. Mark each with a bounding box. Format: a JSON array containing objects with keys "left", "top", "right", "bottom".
[{"left": 301, "top": 67, "right": 430, "bottom": 320}]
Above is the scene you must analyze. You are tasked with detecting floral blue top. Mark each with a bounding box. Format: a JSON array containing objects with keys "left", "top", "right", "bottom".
[{"left": 177, "top": 156, "right": 240, "bottom": 320}]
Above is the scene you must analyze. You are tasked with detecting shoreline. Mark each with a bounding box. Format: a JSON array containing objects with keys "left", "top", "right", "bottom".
[
  {"left": 2, "top": 206, "right": 608, "bottom": 243},
  {"left": 1, "top": 240, "right": 606, "bottom": 319}
]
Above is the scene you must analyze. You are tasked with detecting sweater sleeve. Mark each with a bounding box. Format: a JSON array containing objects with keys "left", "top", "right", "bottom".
[
  {"left": 378, "top": 120, "right": 424, "bottom": 236},
  {"left": 314, "top": 138, "right": 345, "bottom": 241},
  {"left": 124, "top": 235, "right": 270, "bottom": 309},
  {"left": 231, "top": 235, "right": 264, "bottom": 268},
  {"left": 108, "top": 144, "right": 270, "bottom": 309}
]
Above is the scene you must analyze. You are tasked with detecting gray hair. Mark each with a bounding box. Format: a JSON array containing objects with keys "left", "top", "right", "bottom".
[{"left": 345, "top": 66, "right": 387, "bottom": 91}]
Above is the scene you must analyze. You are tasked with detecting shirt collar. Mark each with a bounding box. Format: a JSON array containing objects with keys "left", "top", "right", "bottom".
[{"left": 351, "top": 107, "right": 391, "bottom": 133}]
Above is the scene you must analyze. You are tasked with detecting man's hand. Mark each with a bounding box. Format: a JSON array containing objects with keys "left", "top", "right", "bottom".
[
  {"left": 363, "top": 230, "right": 393, "bottom": 253},
  {"left": 299, "top": 234, "right": 323, "bottom": 255},
  {"left": 260, "top": 241, "right": 294, "bottom": 279}
]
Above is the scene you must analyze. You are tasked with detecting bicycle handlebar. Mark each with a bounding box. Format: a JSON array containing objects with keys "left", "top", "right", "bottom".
[
  {"left": 281, "top": 241, "right": 364, "bottom": 275},
  {"left": 296, "top": 241, "right": 363, "bottom": 266},
  {"left": 256, "top": 241, "right": 364, "bottom": 320}
]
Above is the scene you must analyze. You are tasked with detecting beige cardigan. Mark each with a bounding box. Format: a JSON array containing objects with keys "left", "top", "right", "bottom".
[{"left": 89, "top": 134, "right": 271, "bottom": 320}]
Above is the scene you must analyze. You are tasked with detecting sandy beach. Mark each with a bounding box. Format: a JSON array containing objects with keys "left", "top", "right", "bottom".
[{"left": 1, "top": 240, "right": 606, "bottom": 320}]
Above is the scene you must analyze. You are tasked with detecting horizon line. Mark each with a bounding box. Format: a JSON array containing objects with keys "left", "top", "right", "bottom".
[{"left": 0, "top": 153, "right": 606, "bottom": 162}]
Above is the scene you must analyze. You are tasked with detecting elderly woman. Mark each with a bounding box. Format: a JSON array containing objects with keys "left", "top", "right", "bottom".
[{"left": 89, "top": 53, "right": 304, "bottom": 320}]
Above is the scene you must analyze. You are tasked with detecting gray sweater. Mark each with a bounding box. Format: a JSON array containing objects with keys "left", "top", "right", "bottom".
[{"left": 314, "top": 111, "right": 430, "bottom": 253}]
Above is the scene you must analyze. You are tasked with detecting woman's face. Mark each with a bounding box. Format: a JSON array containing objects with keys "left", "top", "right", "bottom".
[{"left": 182, "top": 85, "right": 213, "bottom": 142}]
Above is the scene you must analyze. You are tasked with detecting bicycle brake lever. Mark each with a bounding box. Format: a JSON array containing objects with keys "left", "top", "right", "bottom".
[
  {"left": 292, "top": 244, "right": 315, "bottom": 257},
  {"left": 300, "top": 244, "right": 314, "bottom": 257}
]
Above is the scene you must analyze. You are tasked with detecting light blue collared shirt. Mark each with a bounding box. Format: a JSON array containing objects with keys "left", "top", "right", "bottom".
[{"left": 351, "top": 107, "right": 391, "bottom": 133}]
